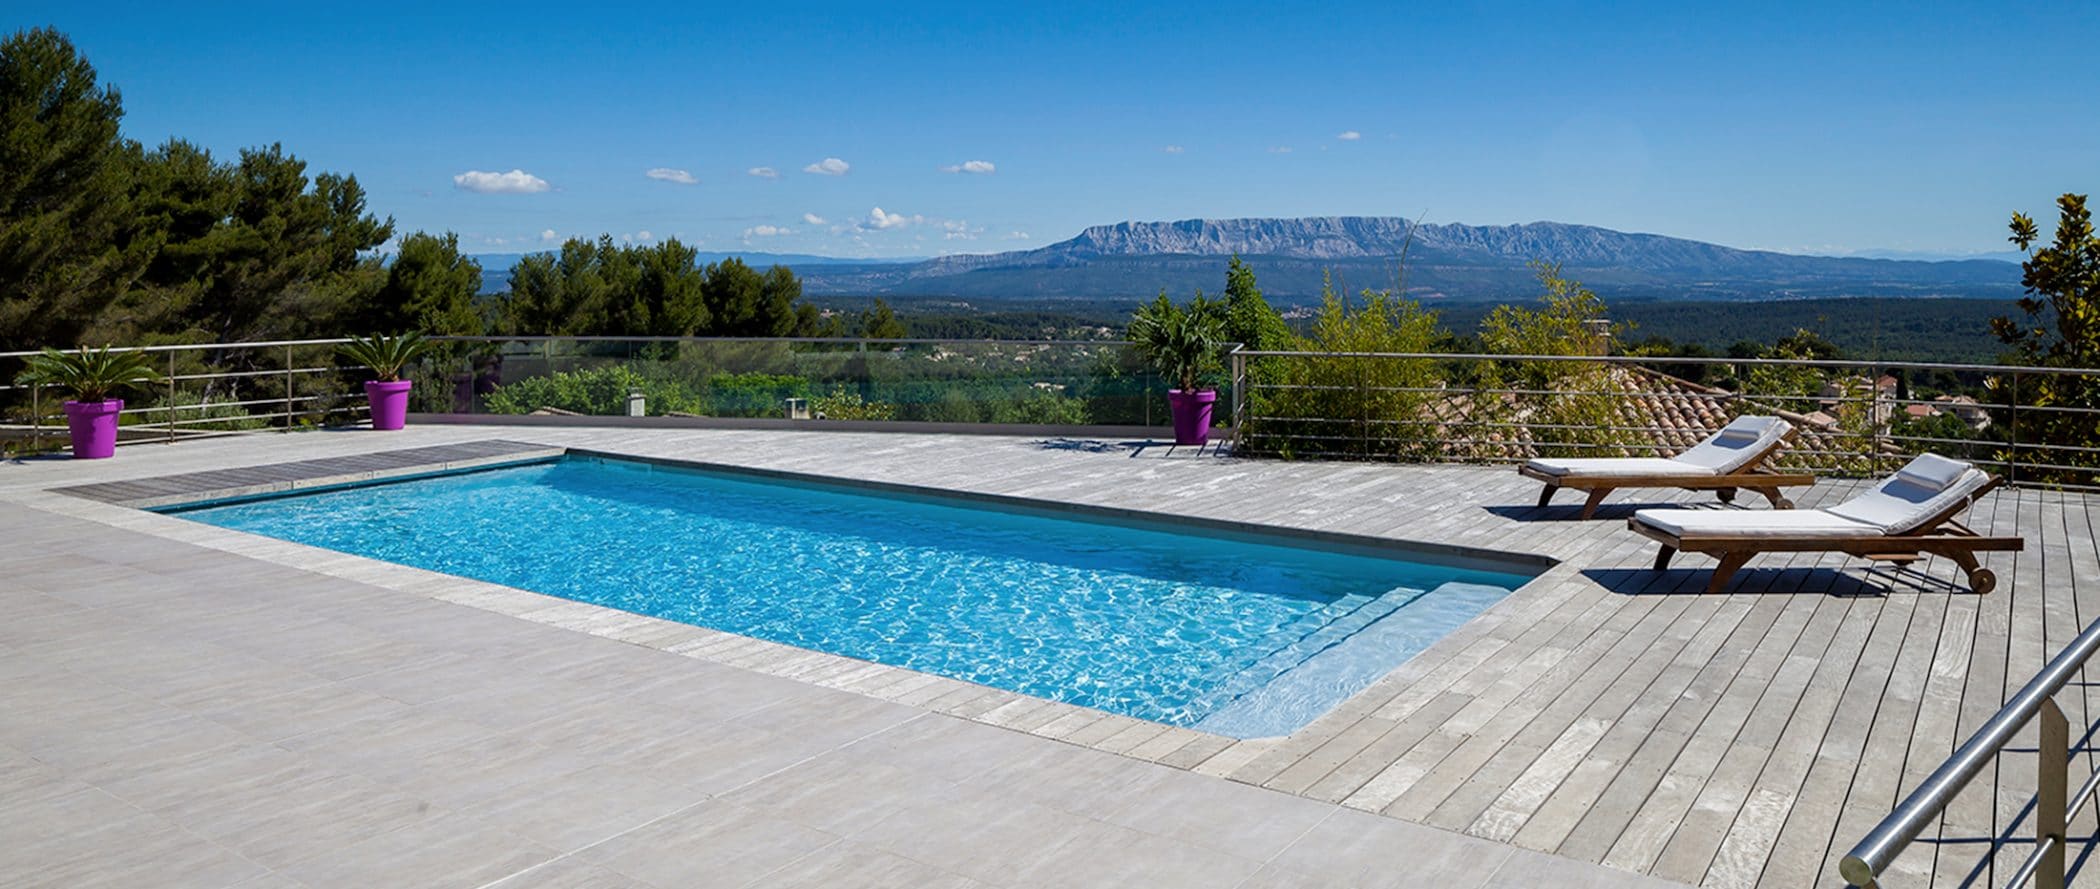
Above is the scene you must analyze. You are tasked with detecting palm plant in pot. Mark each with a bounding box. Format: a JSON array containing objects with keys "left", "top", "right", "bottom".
[
  {"left": 339, "top": 332, "right": 433, "bottom": 430},
  {"left": 1128, "top": 292, "right": 1226, "bottom": 445},
  {"left": 15, "top": 345, "right": 164, "bottom": 459}
]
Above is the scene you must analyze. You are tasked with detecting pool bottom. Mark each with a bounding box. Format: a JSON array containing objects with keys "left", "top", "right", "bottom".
[{"left": 161, "top": 453, "right": 1541, "bottom": 739}]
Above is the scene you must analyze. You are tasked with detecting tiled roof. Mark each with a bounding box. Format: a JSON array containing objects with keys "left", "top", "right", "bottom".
[{"left": 1422, "top": 366, "right": 1887, "bottom": 470}]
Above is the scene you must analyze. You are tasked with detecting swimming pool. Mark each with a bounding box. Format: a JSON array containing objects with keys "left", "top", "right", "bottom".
[{"left": 165, "top": 456, "right": 1536, "bottom": 737}]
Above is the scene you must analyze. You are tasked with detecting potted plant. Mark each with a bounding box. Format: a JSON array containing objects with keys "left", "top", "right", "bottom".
[
  {"left": 1128, "top": 292, "right": 1225, "bottom": 445},
  {"left": 15, "top": 345, "right": 164, "bottom": 459},
  {"left": 339, "top": 332, "right": 432, "bottom": 431}
]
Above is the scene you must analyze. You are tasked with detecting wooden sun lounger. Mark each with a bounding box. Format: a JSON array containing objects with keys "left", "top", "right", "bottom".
[
  {"left": 1629, "top": 477, "right": 2023, "bottom": 594},
  {"left": 1520, "top": 430, "right": 1816, "bottom": 519}
]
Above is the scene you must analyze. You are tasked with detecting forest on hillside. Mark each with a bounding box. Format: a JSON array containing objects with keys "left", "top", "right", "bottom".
[{"left": 818, "top": 295, "right": 2016, "bottom": 364}]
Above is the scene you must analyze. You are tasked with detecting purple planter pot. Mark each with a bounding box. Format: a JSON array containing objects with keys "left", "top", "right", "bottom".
[
  {"left": 364, "top": 379, "right": 414, "bottom": 431},
  {"left": 1167, "top": 389, "right": 1217, "bottom": 446},
  {"left": 62, "top": 399, "right": 122, "bottom": 459}
]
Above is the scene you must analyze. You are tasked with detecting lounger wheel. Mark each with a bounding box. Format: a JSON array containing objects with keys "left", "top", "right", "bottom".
[
  {"left": 1715, "top": 487, "right": 1737, "bottom": 504},
  {"left": 1774, "top": 498, "right": 1794, "bottom": 510},
  {"left": 1969, "top": 569, "right": 1997, "bottom": 596}
]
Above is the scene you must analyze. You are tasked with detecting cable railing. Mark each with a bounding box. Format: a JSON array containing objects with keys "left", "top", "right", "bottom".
[
  {"left": 9, "top": 336, "right": 2100, "bottom": 490},
  {"left": 0, "top": 339, "right": 369, "bottom": 452},
  {"left": 1839, "top": 609, "right": 2100, "bottom": 888},
  {"left": 1226, "top": 347, "right": 2100, "bottom": 487}
]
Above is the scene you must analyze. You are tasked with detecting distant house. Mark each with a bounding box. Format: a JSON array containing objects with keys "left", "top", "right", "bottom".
[{"left": 1933, "top": 394, "right": 1993, "bottom": 430}]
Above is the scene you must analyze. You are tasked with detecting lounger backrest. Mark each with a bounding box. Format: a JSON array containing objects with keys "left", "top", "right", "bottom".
[
  {"left": 1825, "top": 453, "right": 1993, "bottom": 534},
  {"left": 1673, "top": 416, "right": 1791, "bottom": 473}
]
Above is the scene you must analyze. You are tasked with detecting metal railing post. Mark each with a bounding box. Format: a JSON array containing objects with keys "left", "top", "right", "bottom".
[
  {"left": 167, "top": 350, "right": 177, "bottom": 443},
  {"left": 30, "top": 383, "right": 40, "bottom": 452},
  {"left": 1231, "top": 347, "right": 1246, "bottom": 444},
  {"left": 2010, "top": 371, "right": 2022, "bottom": 486},
  {"left": 284, "top": 345, "right": 294, "bottom": 432},
  {"left": 2039, "top": 696, "right": 2068, "bottom": 889}
]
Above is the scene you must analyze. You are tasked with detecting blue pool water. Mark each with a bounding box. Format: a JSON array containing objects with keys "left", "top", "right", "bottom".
[{"left": 168, "top": 457, "right": 1531, "bottom": 737}]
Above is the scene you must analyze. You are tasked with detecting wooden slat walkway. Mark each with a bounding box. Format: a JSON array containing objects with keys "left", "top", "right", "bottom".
[
  {"left": 9, "top": 426, "right": 2096, "bottom": 888},
  {"left": 49, "top": 439, "right": 560, "bottom": 508}
]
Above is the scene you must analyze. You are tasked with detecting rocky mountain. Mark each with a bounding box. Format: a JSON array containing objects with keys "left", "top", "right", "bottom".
[{"left": 798, "top": 217, "right": 2022, "bottom": 304}]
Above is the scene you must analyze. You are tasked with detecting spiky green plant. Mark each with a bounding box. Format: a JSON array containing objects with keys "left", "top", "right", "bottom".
[
  {"left": 1127, "top": 291, "right": 1225, "bottom": 393},
  {"left": 15, "top": 345, "right": 164, "bottom": 402},
  {"left": 338, "top": 332, "right": 432, "bottom": 382}
]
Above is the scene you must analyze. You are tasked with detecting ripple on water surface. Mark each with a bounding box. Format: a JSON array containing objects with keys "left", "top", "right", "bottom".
[{"left": 172, "top": 458, "right": 1527, "bottom": 736}]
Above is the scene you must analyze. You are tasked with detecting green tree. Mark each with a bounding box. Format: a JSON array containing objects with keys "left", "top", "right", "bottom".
[
  {"left": 622, "top": 240, "right": 709, "bottom": 336},
  {"left": 702, "top": 258, "right": 798, "bottom": 336},
  {"left": 857, "top": 298, "right": 908, "bottom": 339},
  {"left": 367, "top": 232, "right": 483, "bottom": 335},
  {"left": 1996, "top": 194, "right": 2100, "bottom": 366},
  {"left": 1219, "top": 255, "right": 1289, "bottom": 351},
  {"left": 1476, "top": 263, "right": 1636, "bottom": 458},
  {"left": 502, "top": 241, "right": 829, "bottom": 338},
  {"left": 0, "top": 27, "right": 150, "bottom": 351},
  {"left": 1240, "top": 274, "right": 1446, "bottom": 460},
  {"left": 1991, "top": 193, "right": 2100, "bottom": 480},
  {"left": 502, "top": 236, "right": 623, "bottom": 335}
]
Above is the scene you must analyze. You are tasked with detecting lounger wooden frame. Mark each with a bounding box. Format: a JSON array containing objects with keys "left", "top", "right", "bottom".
[
  {"left": 1520, "top": 430, "right": 1815, "bottom": 519},
  {"left": 1628, "top": 477, "right": 2024, "bottom": 594}
]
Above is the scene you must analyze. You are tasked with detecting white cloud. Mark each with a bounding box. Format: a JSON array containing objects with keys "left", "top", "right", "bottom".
[
  {"left": 802, "top": 213, "right": 827, "bottom": 225},
  {"left": 941, "top": 220, "right": 982, "bottom": 240},
  {"left": 637, "top": 230, "right": 652, "bottom": 242},
  {"left": 452, "top": 169, "right": 550, "bottom": 194},
  {"left": 743, "top": 225, "right": 793, "bottom": 237},
  {"left": 803, "top": 157, "right": 851, "bottom": 176},
  {"left": 1003, "top": 231, "right": 1031, "bottom": 240},
  {"left": 940, "top": 160, "right": 996, "bottom": 174},
  {"left": 863, "top": 206, "right": 921, "bottom": 230},
  {"left": 747, "top": 166, "right": 780, "bottom": 179},
  {"left": 539, "top": 229, "right": 558, "bottom": 242},
  {"left": 1162, "top": 145, "right": 1184, "bottom": 154},
  {"left": 1268, "top": 146, "right": 1293, "bottom": 154},
  {"left": 645, "top": 167, "right": 698, "bottom": 185},
  {"left": 1337, "top": 130, "right": 1362, "bottom": 141}
]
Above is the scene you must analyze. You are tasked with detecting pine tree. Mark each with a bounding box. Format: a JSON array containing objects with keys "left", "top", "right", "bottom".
[{"left": 0, "top": 27, "right": 150, "bottom": 350}]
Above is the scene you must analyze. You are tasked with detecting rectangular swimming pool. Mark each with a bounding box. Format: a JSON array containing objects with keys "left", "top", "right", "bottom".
[{"left": 164, "top": 455, "right": 1538, "bottom": 738}]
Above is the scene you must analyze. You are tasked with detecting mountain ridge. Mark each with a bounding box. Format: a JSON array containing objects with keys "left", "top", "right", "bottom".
[{"left": 801, "top": 216, "right": 2020, "bottom": 302}]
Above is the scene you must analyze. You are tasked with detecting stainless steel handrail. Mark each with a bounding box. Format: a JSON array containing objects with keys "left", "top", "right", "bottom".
[
  {"left": 0, "top": 337, "right": 355, "bottom": 359},
  {"left": 1840, "top": 611, "right": 2100, "bottom": 887},
  {"left": 1231, "top": 348, "right": 2100, "bottom": 377}
]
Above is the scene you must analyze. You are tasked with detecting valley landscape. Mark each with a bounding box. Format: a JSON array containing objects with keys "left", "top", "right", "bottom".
[{"left": 474, "top": 216, "right": 2027, "bottom": 362}]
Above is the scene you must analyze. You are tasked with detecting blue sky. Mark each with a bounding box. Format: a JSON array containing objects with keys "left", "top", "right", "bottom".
[{"left": 9, "top": 1, "right": 2096, "bottom": 258}]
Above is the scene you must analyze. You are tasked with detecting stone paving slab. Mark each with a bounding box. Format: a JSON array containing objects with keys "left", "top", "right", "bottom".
[
  {"left": 6, "top": 424, "right": 2079, "bottom": 886},
  {"left": 0, "top": 493, "right": 1683, "bottom": 888}
]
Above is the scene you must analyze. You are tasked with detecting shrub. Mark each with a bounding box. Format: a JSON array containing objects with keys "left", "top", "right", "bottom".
[
  {"left": 810, "top": 385, "right": 897, "bottom": 421},
  {"left": 991, "top": 389, "right": 1092, "bottom": 425},
  {"left": 1241, "top": 277, "right": 1445, "bottom": 460},
  {"left": 484, "top": 365, "right": 706, "bottom": 416},
  {"left": 706, "top": 372, "right": 811, "bottom": 417}
]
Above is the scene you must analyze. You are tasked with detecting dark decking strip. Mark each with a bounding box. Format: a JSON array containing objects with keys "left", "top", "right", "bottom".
[{"left": 51, "top": 439, "right": 561, "bottom": 508}]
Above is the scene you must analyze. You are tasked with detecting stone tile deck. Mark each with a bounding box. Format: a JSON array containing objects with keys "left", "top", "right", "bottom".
[{"left": 3, "top": 425, "right": 2088, "bottom": 887}]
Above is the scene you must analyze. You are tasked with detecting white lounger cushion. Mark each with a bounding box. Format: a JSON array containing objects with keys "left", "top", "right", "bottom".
[
  {"left": 1825, "top": 455, "right": 1992, "bottom": 534},
  {"left": 1635, "top": 454, "right": 1994, "bottom": 539},
  {"left": 1672, "top": 416, "right": 1791, "bottom": 473},
  {"left": 1524, "top": 457, "right": 1711, "bottom": 479},
  {"left": 1524, "top": 416, "right": 1791, "bottom": 480},
  {"left": 1634, "top": 508, "right": 1881, "bottom": 539}
]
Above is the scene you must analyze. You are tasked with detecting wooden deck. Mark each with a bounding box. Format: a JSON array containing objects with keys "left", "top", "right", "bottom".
[{"left": 7, "top": 426, "right": 2096, "bottom": 888}]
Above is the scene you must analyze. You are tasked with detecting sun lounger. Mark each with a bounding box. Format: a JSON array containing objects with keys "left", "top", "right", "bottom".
[
  {"left": 1628, "top": 453, "right": 2022, "bottom": 593},
  {"left": 1520, "top": 416, "right": 1814, "bottom": 518}
]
